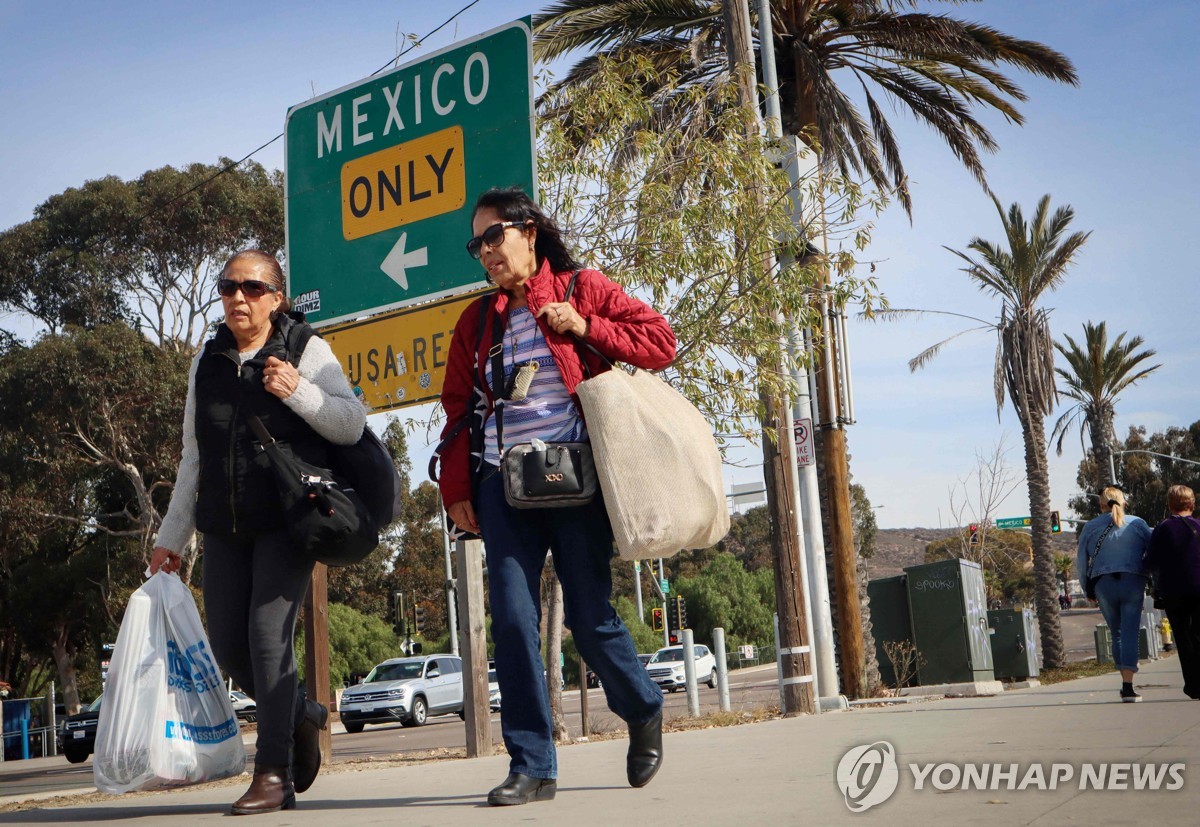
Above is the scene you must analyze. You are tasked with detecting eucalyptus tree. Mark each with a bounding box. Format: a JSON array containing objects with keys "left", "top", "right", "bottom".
[
  {"left": 893, "top": 194, "right": 1090, "bottom": 669},
  {"left": 1051, "top": 321, "right": 1160, "bottom": 492}
]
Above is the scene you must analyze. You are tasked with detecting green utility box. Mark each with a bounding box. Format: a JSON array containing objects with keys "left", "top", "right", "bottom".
[
  {"left": 1094, "top": 623, "right": 1151, "bottom": 663},
  {"left": 904, "top": 558, "right": 995, "bottom": 685},
  {"left": 867, "top": 574, "right": 915, "bottom": 688},
  {"left": 988, "top": 608, "right": 1039, "bottom": 680}
]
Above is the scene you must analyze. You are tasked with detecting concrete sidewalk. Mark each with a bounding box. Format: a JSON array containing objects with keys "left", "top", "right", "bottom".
[{"left": 4, "top": 657, "right": 1199, "bottom": 825}]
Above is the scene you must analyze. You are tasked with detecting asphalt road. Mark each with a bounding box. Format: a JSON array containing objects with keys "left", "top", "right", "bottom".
[{"left": 0, "top": 665, "right": 780, "bottom": 801}]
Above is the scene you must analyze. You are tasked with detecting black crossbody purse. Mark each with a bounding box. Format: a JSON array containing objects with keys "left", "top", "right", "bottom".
[{"left": 495, "top": 274, "right": 597, "bottom": 509}]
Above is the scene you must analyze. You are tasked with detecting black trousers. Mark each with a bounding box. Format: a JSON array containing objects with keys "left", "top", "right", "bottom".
[
  {"left": 202, "top": 529, "right": 314, "bottom": 765},
  {"left": 1162, "top": 595, "right": 1200, "bottom": 699}
]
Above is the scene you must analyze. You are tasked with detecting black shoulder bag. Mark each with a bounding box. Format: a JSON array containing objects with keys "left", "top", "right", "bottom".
[
  {"left": 245, "top": 317, "right": 401, "bottom": 567},
  {"left": 497, "top": 272, "right": 597, "bottom": 509}
]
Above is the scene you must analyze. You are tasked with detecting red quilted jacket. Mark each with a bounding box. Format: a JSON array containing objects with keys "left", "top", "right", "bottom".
[{"left": 437, "top": 259, "right": 677, "bottom": 508}]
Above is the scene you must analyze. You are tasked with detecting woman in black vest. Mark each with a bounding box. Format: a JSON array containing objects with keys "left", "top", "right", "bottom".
[{"left": 150, "top": 250, "right": 365, "bottom": 814}]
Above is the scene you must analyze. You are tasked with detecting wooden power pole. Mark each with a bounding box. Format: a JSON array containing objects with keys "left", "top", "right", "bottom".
[
  {"left": 723, "top": 0, "right": 815, "bottom": 716},
  {"left": 303, "top": 564, "right": 333, "bottom": 761}
]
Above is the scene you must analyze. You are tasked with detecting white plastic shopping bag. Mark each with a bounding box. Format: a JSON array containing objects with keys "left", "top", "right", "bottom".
[{"left": 93, "top": 571, "right": 246, "bottom": 793}]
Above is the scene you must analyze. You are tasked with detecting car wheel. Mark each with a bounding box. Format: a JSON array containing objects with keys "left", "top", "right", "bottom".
[
  {"left": 63, "top": 744, "right": 89, "bottom": 764},
  {"left": 343, "top": 722, "right": 364, "bottom": 734},
  {"left": 403, "top": 696, "right": 428, "bottom": 727},
  {"left": 708, "top": 669, "right": 717, "bottom": 689}
]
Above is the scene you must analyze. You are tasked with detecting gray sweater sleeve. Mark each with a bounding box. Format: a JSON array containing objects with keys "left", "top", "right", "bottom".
[{"left": 154, "top": 335, "right": 367, "bottom": 555}]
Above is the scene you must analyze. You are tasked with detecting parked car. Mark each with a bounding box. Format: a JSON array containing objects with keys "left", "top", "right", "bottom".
[
  {"left": 586, "top": 653, "right": 653, "bottom": 689},
  {"left": 338, "top": 654, "right": 464, "bottom": 733},
  {"left": 645, "top": 645, "right": 718, "bottom": 692},
  {"left": 229, "top": 690, "right": 256, "bottom": 724},
  {"left": 488, "top": 669, "right": 501, "bottom": 711},
  {"left": 58, "top": 694, "right": 102, "bottom": 764}
]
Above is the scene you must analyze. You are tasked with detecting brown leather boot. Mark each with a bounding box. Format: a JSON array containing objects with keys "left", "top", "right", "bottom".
[{"left": 231, "top": 764, "right": 296, "bottom": 815}]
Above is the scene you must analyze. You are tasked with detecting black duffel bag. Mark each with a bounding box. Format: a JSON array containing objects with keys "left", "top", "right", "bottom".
[{"left": 248, "top": 415, "right": 380, "bottom": 567}]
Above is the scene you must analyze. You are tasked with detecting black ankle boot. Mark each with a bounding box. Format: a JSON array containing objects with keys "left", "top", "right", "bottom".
[
  {"left": 292, "top": 699, "right": 328, "bottom": 794},
  {"left": 627, "top": 711, "right": 664, "bottom": 788},
  {"left": 231, "top": 764, "right": 296, "bottom": 815},
  {"left": 487, "top": 772, "right": 557, "bottom": 806}
]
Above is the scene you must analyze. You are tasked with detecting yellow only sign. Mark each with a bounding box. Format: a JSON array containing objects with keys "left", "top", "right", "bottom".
[
  {"left": 322, "top": 287, "right": 489, "bottom": 412},
  {"left": 340, "top": 125, "right": 466, "bottom": 241}
]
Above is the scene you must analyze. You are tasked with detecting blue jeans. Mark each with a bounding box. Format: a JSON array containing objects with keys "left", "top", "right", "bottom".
[
  {"left": 1095, "top": 572, "right": 1147, "bottom": 672},
  {"left": 477, "top": 467, "right": 663, "bottom": 779}
]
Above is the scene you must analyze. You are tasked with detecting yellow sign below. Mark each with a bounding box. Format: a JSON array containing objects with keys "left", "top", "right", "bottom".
[
  {"left": 322, "top": 287, "right": 489, "bottom": 412},
  {"left": 340, "top": 125, "right": 466, "bottom": 240}
]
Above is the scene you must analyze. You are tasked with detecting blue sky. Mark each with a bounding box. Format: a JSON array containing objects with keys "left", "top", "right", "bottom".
[{"left": 2, "top": 1, "right": 1197, "bottom": 529}]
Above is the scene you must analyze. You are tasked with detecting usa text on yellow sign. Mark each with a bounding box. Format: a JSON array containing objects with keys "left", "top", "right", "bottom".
[
  {"left": 340, "top": 126, "right": 466, "bottom": 241},
  {"left": 322, "top": 288, "right": 488, "bottom": 413}
]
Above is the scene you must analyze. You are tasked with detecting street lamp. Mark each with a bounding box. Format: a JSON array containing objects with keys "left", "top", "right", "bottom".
[{"left": 1109, "top": 449, "right": 1200, "bottom": 485}]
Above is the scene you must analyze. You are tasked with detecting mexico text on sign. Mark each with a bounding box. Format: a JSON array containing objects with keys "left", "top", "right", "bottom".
[
  {"left": 285, "top": 19, "right": 534, "bottom": 326},
  {"left": 321, "top": 288, "right": 490, "bottom": 413},
  {"left": 995, "top": 516, "right": 1033, "bottom": 529}
]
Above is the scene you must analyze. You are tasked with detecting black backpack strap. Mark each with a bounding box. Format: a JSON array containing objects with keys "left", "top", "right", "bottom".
[
  {"left": 428, "top": 294, "right": 495, "bottom": 483},
  {"left": 283, "top": 314, "right": 318, "bottom": 368}
]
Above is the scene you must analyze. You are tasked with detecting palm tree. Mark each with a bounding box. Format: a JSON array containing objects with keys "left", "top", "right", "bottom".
[
  {"left": 535, "top": 0, "right": 1078, "bottom": 694},
  {"left": 1051, "top": 322, "right": 1160, "bottom": 491},
  {"left": 898, "top": 194, "right": 1090, "bottom": 669},
  {"left": 533, "top": 0, "right": 1078, "bottom": 217}
]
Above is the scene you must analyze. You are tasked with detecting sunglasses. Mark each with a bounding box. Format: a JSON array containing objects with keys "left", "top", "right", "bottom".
[
  {"left": 466, "top": 221, "right": 527, "bottom": 260},
  {"left": 217, "top": 278, "right": 280, "bottom": 299}
]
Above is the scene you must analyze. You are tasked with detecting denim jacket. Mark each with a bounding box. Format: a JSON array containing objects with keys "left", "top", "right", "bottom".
[{"left": 1077, "top": 513, "right": 1151, "bottom": 581}]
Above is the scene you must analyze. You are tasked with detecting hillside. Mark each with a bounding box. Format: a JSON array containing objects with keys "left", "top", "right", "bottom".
[{"left": 864, "top": 527, "right": 1082, "bottom": 581}]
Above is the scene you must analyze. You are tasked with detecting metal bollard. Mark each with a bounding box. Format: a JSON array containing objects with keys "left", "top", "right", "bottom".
[
  {"left": 712, "top": 628, "right": 730, "bottom": 712},
  {"left": 682, "top": 629, "right": 700, "bottom": 717}
]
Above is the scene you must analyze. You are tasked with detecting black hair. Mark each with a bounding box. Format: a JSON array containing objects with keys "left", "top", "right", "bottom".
[{"left": 471, "top": 187, "right": 582, "bottom": 273}]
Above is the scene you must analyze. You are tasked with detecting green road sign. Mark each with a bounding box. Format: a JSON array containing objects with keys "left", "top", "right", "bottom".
[
  {"left": 660, "top": 578, "right": 670, "bottom": 595},
  {"left": 995, "top": 516, "right": 1032, "bottom": 529},
  {"left": 285, "top": 19, "right": 535, "bottom": 326}
]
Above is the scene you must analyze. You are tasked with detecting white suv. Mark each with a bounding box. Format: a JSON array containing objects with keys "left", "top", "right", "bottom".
[
  {"left": 646, "top": 645, "right": 717, "bottom": 692},
  {"left": 339, "top": 654, "right": 463, "bottom": 732}
]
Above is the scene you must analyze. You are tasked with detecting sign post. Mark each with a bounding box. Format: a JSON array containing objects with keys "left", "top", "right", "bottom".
[
  {"left": 793, "top": 418, "right": 814, "bottom": 467},
  {"left": 284, "top": 19, "right": 535, "bottom": 327}
]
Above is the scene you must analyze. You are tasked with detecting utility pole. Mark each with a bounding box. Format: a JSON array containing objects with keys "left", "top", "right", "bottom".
[
  {"left": 756, "top": 0, "right": 839, "bottom": 705},
  {"left": 723, "top": 0, "right": 815, "bottom": 716}
]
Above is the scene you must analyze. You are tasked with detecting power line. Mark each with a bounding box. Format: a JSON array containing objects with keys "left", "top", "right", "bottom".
[{"left": 43, "top": 0, "right": 488, "bottom": 264}]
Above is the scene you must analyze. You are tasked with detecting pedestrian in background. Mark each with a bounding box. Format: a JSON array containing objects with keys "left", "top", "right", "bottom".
[
  {"left": 1077, "top": 486, "right": 1152, "bottom": 702},
  {"left": 149, "top": 249, "right": 365, "bottom": 814},
  {"left": 1145, "top": 485, "right": 1200, "bottom": 699},
  {"left": 437, "top": 187, "right": 672, "bottom": 806}
]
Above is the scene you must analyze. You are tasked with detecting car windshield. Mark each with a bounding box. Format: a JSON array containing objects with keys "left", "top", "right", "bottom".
[
  {"left": 87, "top": 695, "right": 103, "bottom": 712},
  {"left": 230, "top": 691, "right": 249, "bottom": 701},
  {"left": 365, "top": 661, "right": 423, "bottom": 682},
  {"left": 650, "top": 649, "right": 684, "bottom": 664}
]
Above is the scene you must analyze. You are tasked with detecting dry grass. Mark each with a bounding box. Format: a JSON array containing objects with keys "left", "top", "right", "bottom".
[{"left": 1036, "top": 658, "right": 1120, "bottom": 685}]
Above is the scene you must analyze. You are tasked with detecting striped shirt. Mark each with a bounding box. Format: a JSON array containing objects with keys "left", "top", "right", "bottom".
[{"left": 483, "top": 306, "right": 586, "bottom": 465}]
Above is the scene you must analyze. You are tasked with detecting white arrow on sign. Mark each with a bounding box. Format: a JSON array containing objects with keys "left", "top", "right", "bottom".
[{"left": 380, "top": 231, "right": 428, "bottom": 290}]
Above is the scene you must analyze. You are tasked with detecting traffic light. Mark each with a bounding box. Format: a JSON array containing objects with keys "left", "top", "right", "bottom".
[
  {"left": 414, "top": 604, "right": 427, "bottom": 634},
  {"left": 1049, "top": 510, "right": 1062, "bottom": 534},
  {"left": 675, "top": 596, "right": 688, "bottom": 631},
  {"left": 968, "top": 523, "right": 980, "bottom": 545},
  {"left": 392, "top": 590, "right": 405, "bottom": 629},
  {"left": 392, "top": 622, "right": 405, "bottom": 637},
  {"left": 668, "top": 632, "right": 679, "bottom": 645},
  {"left": 651, "top": 607, "right": 664, "bottom": 632}
]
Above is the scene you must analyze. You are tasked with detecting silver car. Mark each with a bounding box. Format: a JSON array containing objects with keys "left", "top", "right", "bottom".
[{"left": 339, "top": 654, "right": 463, "bottom": 733}]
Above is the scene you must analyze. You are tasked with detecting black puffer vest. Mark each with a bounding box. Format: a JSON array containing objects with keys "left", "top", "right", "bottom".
[{"left": 193, "top": 313, "right": 328, "bottom": 536}]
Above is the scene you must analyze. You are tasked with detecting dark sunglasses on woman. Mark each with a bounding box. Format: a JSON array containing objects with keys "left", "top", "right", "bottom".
[
  {"left": 217, "top": 278, "right": 280, "bottom": 299},
  {"left": 466, "top": 221, "right": 527, "bottom": 259}
]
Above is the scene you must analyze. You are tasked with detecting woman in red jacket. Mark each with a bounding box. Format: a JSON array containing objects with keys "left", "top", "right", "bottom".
[{"left": 439, "top": 187, "right": 675, "bottom": 806}]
